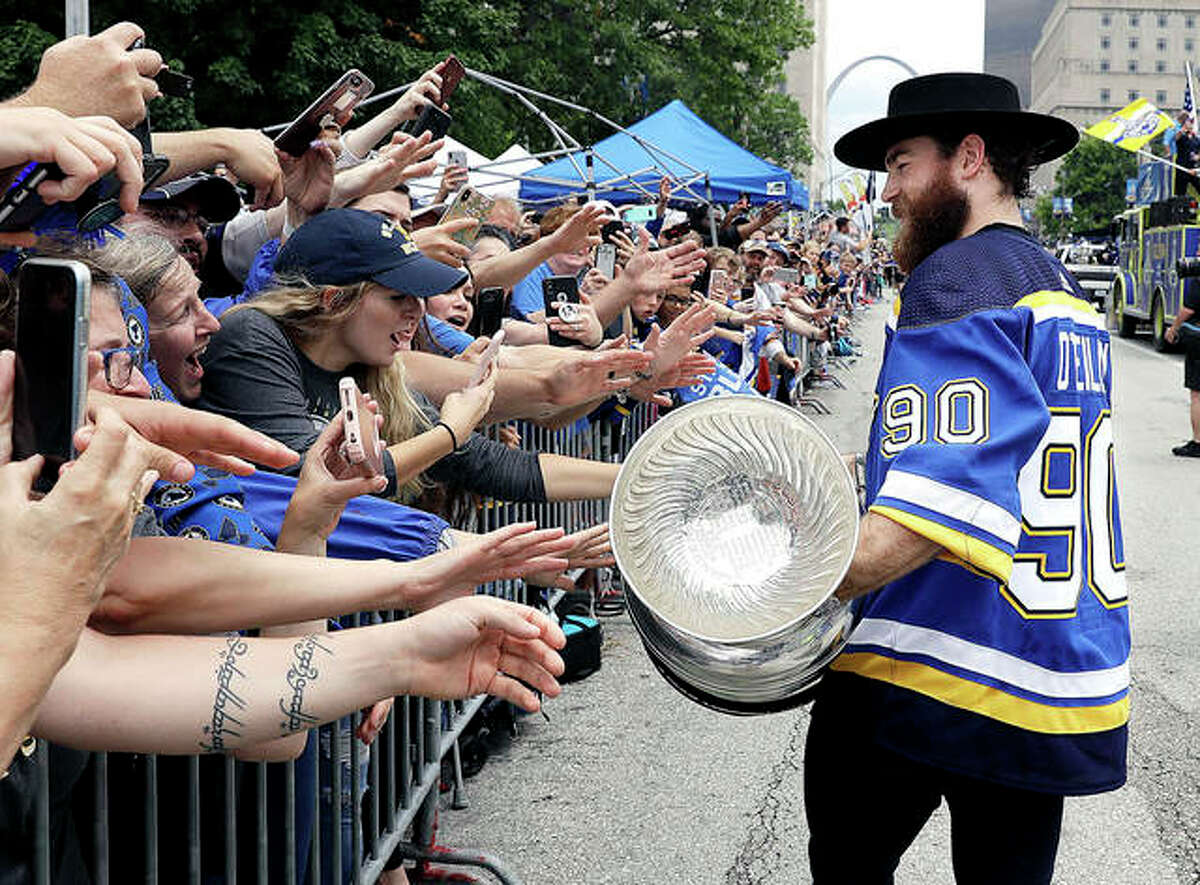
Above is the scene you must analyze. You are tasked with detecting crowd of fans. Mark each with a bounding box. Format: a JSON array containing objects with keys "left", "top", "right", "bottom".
[{"left": 0, "top": 22, "right": 895, "bottom": 884}]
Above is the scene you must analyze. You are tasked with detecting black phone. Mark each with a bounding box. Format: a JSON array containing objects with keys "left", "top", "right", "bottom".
[
  {"left": 601, "top": 220, "right": 625, "bottom": 243},
  {"left": 274, "top": 69, "right": 375, "bottom": 157},
  {"left": 440, "top": 55, "right": 466, "bottom": 105},
  {"left": 407, "top": 104, "right": 452, "bottom": 141},
  {"left": 471, "top": 287, "right": 508, "bottom": 338},
  {"left": 12, "top": 259, "right": 91, "bottom": 492},
  {"left": 542, "top": 275, "right": 581, "bottom": 347}
]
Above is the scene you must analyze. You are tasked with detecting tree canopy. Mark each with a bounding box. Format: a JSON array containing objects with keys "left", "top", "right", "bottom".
[
  {"left": 0, "top": 0, "right": 814, "bottom": 170},
  {"left": 1034, "top": 135, "right": 1136, "bottom": 238}
]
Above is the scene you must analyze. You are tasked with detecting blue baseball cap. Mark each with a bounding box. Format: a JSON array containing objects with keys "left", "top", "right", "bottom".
[{"left": 275, "top": 208, "right": 468, "bottom": 297}]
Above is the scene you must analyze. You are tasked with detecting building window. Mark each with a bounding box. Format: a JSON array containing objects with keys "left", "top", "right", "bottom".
[
  {"left": 1189, "top": 15, "right": 1196, "bottom": 29},
  {"left": 1158, "top": 37, "right": 1168, "bottom": 52},
  {"left": 1128, "top": 59, "right": 1138, "bottom": 73},
  {"left": 1101, "top": 12, "right": 1111, "bottom": 26},
  {"left": 1101, "top": 88, "right": 1111, "bottom": 104},
  {"left": 1157, "top": 60, "right": 1167, "bottom": 73},
  {"left": 1159, "top": 13, "right": 1168, "bottom": 28},
  {"left": 1188, "top": 38, "right": 1196, "bottom": 52},
  {"left": 1100, "top": 59, "right": 1110, "bottom": 72},
  {"left": 1129, "top": 89, "right": 1140, "bottom": 101},
  {"left": 1157, "top": 90, "right": 1168, "bottom": 104},
  {"left": 1129, "top": 14, "right": 1140, "bottom": 27},
  {"left": 1101, "top": 35, "right": 1111, "bottom": 49},
  {"left": 1129, "top": 37, "right": 1139, "bottom": 50}
]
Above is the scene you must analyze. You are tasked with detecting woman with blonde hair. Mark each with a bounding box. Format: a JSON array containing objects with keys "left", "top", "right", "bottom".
[{"left": 199, "top": 209, "right": 622, "bottom": 504}]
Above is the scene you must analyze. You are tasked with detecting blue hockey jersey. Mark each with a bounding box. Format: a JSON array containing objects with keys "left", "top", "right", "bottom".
[{"left": 831, "top": 224, "right": 1129, "bottom": 795}]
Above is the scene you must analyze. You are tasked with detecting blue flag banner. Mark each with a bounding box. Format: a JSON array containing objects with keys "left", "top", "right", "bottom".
[{"left": 675, "top": 363, "right": 759, "bottom": 403}]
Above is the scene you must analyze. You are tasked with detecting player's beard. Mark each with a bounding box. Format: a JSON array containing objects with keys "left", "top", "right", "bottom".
[{"left": 892, "top": 166, "right": 970, "bottom": 274}]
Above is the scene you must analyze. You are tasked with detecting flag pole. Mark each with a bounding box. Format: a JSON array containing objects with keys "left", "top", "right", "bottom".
[{"left": 1132, "top": 147, "right": 1195, "bottom": 175}]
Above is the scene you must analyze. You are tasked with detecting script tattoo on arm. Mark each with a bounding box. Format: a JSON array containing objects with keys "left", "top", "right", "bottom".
[
  {"left": 200, "top": 633, "right": 250, "bottom": 752},
  {"left": 278, "top": 633, "right": 334, "bottom": 735}
]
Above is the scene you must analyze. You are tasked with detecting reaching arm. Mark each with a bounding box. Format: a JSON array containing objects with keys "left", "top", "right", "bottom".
[
  {"left": 93, "top": 520, "right": 572, "bottom": 635},
  {"left": 471, "top": 205, "right": 605, "bottom": 291},
  {"left": 537, "top": 454, "right": 620, "bottom": 501},
  {"left": 151, "top": 128, "right": 283, "bottom": 209},
  {"left": 36, "top": 597, "right": 566, "bottom": 755}
]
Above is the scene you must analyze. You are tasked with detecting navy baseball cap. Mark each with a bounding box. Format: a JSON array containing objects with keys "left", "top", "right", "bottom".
[
  {"left": 275, "top": 208, "right": 468, "bottom": 297},
  {"left": 139, "top": 173, "right": 241, "bottom": 223}
]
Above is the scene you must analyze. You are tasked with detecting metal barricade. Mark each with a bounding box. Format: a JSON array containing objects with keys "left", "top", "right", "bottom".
[{"left": 26, "top": 404, "right": 659, "bottom": 885}]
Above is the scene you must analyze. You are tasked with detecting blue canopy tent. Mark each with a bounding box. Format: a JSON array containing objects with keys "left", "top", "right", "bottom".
[{"left": 517, "top": 99, "right": 808, "bottom": 210}]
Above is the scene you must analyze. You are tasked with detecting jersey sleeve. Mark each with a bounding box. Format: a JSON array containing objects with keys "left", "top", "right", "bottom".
[{"left": 868, "top": 310, "right": 1049, "bottom": 582}]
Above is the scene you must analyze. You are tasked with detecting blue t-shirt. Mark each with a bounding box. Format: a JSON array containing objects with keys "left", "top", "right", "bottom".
[
  {"left": 423, "top": 315, "right": 476, "bottom": 356},
  {"left": 833, "top": 224, "right": 1129, "bottom": 796},
  {"left": 510, "top": 262, "right": 554, "bottom": 319}
]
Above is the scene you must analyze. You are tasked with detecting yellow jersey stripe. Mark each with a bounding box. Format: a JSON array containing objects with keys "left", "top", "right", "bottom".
[
  {"left": 871, "top": 504, "right": 1014, "bottom": 583},
  {"left": 831, "top": 652, "right": 1130, "bottom": 734}
]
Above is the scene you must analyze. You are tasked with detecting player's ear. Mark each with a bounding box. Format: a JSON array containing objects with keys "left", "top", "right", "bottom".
[{"left": 956, "top": 133, "right": 988, "bottom": 182}]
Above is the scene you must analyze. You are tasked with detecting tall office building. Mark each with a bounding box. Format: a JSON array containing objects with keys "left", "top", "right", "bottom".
[
  {"left": 1030, "top": 0, "right": 1200, "bottom": 189},
  {"left": 784, "top": 0, "right": 828, "bottom": 207},
  {"left": 985, "top": 0, "right": 1059, "bottom": 105}
]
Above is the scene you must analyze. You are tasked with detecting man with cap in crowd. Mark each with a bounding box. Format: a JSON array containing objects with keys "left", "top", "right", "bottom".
[
  {"left": 807, "top": 72, "right": 1129, "bottom": 883},
  {"left": 125, "top": 171, "right": 247, "bottom": 296}
]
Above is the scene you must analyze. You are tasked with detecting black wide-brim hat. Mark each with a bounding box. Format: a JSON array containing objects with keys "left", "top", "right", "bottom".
[{"left": 833, "top": 72, "right": 1079, "bottom": 171}]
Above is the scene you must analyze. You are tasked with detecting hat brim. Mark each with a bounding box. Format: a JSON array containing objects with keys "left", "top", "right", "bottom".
[
  {"left": 140, "top": 177, "right": 241, "bottom": 223},
  {"left": 373, "top": 255, "right": 468, "bottom": 298},
  {"left": 833, "top": 110, "right": 1079, "bottom": 171}
]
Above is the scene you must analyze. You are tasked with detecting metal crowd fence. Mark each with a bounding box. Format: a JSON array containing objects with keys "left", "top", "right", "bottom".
[{"left": 25, "top": 403, "right": 658, "bottom": 885}]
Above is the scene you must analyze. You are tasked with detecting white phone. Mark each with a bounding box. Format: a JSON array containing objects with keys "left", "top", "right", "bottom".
[
  {"left": 596, "top": 242, "right": 617, "bottom": 279},
  {"left": 447, "top": 148, "right": 468, "bottom": 169},
  {"left": 468, "top": 329, "right": 505, "bottom": 387},
  {"left": 338, "top": 377, "right": 384, "bottom": 476}
]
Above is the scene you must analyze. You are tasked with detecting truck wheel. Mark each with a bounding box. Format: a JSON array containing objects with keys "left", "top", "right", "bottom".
[
  {"left": 1152, "top": 293, "right": 1169, "bottom": 352},
  {"left": 1112, "top": 279, "right": 1137, "bottom": 338}
]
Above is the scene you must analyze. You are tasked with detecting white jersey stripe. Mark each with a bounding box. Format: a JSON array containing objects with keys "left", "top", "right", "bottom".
[
  {"left": 876, "top": 469, "right": 1022, "bottom": 546},
  {"left": 848, "top": 617, "right": 1131, "bottom": 699}
]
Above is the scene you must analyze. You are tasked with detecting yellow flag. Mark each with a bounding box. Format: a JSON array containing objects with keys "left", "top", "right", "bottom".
[
  {"left": 1084, "top": 98, "right": 1173, "bottom": 152},
  {"left": 839, "top": 179, "right": 858, "bottom": 209}
]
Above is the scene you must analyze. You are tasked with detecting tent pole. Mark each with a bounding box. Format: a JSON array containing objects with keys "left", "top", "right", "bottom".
[
  {"left": 705, "top": 176, "right": 719, "bottom": 247},
  {"left": 586, "top": 150, "right": 596, "bottom": 202}
]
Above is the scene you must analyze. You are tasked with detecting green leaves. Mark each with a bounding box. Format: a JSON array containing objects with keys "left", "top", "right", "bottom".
[
  {"left": 0, "top": 0, "right": 812, "bottom": 171},
  {"left": 1035, "top": 136, "right": 1137, "bottom": 237}
]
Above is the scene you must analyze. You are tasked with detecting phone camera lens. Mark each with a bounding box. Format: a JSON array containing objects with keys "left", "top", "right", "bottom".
[
  {"left": 347, "top": 410, "right": 354, "bottom": 422},
  {"left": 350, "top": 76, "right": 362, "bottom": 87}
]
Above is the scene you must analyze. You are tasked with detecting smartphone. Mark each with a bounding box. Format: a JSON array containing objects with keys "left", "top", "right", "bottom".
[
  {"left": 601, "top": 220, "right": 625, "bottom": 244},
  {"left": 596, "top": 242, "right": 617, "bottom": 280},
  {"left": 407, "top": 104, "right": 452, "bottom": 141},
  {"left": 447, "top": 148, "right": 468, "bottom": 169},
  {"left": 470, "top": 286, "right": 508, "bottom": 338},
  {"left": 11, "top": 259, "right": 91, "bottom": 493},
  {"left": 274, "top": 70, "right": 375, "bottom": 157},
  {"left": 468, "top": 329, "right": 505, "bottom": 387},
  {"left": 707, "top": 269, "right": 728, "bottom": 300},
  {"left": 439, "top": 55, "right": 466, "bottom": 105},
  {"left": 338, "top": 377, "right": 384, "bottom": 477},
  {"left": 774, "top": 267, "right": 799, "bottom": 286},
  {"left": 440, "top": 186, "right": 494, "bottom": 246},
  {"left": 542, "top": 275, "right": 580, "bottom": 347}
]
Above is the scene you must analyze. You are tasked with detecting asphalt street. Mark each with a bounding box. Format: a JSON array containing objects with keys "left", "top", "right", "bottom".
[{"left": 443, "top": 295, "right": 1200, "bottom": 885}]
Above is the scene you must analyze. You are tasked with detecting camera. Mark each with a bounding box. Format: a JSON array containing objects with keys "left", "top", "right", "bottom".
[{"left": 1177, "top": 257, "right": 1200, "bottom": 278}]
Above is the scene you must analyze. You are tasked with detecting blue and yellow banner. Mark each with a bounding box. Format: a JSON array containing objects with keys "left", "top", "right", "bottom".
[{"left": 1084, "top": 98, "right": 1173, "bottom": 153}]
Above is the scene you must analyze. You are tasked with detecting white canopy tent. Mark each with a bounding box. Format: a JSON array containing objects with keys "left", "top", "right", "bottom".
[{"left": 404, "top": 139, "right": 544, "bottom": 203}]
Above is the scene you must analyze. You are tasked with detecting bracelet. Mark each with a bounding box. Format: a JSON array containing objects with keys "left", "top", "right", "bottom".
[{"left": 436, "top": 420, "right": 462, "bottom": 453}]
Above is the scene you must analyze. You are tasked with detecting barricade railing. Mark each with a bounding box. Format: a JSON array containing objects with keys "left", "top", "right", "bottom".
[{"left": 27, "top": 402, "right": 659, "bottom": 885}]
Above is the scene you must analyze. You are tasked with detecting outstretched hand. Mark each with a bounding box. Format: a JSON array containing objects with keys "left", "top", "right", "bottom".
[
  {"left": 409, "top": 521, "right": 573, "bottom": 610},
  {"left": 622, "top": 228, "right": 707, "bottom": 294},
  {"left": 397, "top": 596, "right": 566, "bottom": 712}
]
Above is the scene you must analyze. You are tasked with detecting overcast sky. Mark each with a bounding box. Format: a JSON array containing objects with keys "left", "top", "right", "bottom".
[{"left": 823, "top": 0, "right": 986, "bottom": 189}]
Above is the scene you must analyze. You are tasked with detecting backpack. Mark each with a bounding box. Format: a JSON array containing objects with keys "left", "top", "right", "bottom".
[{"left": 559, "top": 614, "right": 603, "bottom": 683}]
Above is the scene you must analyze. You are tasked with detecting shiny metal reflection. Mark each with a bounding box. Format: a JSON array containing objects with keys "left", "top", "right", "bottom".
[{"left": 610, "top": 396, "right": 860, "bottom": 713}]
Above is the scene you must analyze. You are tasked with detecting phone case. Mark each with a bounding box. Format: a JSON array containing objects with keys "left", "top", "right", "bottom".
[
  {"left": 339, "top": 378, "right": 384, "bottom": 476},
  {"left": 275, "top": 70, "right": 375, "bottom": 157},
  {"left": 542, "top": 276, "right": 580, "bottom": 347},
  {"left": 441, "top": 187, "right": 494, "bottom": 245}
]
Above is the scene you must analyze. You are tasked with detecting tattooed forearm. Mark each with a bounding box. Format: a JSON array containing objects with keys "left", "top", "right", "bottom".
[
  {"left": 199, "top": 633, "right": 250, "bottom": 752},
  {"left": 278, "top": 633, "right": 334, "bottom": 735}
]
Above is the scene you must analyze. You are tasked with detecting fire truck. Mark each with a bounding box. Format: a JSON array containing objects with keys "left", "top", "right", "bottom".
[{"left": 1109, "top": 159, "right": 1199, "bottom": 350}]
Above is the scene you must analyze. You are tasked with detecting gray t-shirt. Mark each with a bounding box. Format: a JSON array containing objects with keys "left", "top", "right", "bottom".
[{"left": 197, "top": 307, "right": 546, "bottom": 502}]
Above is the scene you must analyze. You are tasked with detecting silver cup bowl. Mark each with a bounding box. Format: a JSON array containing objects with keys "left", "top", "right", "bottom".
[{"left": 610, "top": 396, "right": 859, "bottom": 715}]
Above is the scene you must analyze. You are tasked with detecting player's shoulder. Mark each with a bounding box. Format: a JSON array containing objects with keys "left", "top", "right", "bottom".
[{"left": 899, "top": 225, "right": 1070, "bottom": 329}]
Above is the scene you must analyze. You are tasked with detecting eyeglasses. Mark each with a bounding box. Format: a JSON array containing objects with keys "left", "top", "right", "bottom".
[
  {"left": 144, "top": 205, "right": 210, "bottom": 233},
  {"left": 98, "top": 346, "right": 141, "bottom": 390}
]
